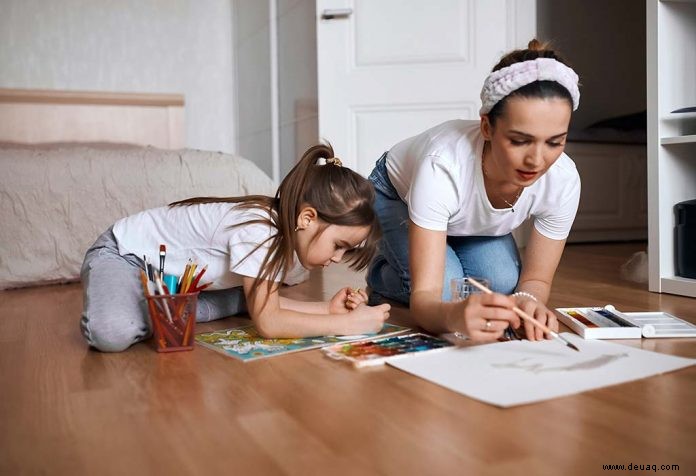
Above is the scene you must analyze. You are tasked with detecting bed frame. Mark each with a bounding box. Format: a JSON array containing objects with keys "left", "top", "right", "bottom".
[{"left": 0, "top": 88, "right": 184, "bottom": 148}]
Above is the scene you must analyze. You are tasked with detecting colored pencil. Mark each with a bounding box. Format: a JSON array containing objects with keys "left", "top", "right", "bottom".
[
  {"left": 141, "top": 270, "right": 167, "bottom": 349},
  {"left": 181, "top": 305, "right": 196, "bottom": 346},
  {"left": 154, "top": 274, "right": 174, "bottom": 323},
  {"left": 191, "top": 282, "right": 212, "bottom": 293},
  {"left": 189, "top": 265, "right": 207, "bottom": 291}
]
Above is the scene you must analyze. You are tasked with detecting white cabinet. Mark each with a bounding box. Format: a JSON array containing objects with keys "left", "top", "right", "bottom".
[
  {"left": 647, "top": 0, "right": 696, "bottom": 297},
  {"left": 566, "top": 142, "right": 647, "bottom": 243}
]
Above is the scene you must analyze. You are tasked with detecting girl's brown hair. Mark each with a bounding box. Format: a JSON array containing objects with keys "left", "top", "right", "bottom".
[
  {"left": 487, "top": 39, "right": 575, "bottom": 126},
  {"left": 170, "top": 143, "right": 381, "bottom": 297}
]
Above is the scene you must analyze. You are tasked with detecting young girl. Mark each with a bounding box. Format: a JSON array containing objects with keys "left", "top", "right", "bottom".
[
  {"left": 366, "top": 39, "right": 581, "bottom": 343},
  {"left": 80, "top": 143, "right": 391, "bottom": 352}
]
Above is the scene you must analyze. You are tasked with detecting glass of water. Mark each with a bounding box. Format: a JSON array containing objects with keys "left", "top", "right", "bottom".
[
  {"left": 448, "top": 277, "right": 521, "bottom": 341},
  {"left": 450, "top": 277, "right": 489, "bottom": 302},
  {"left": 449, "top": 277, "right": 489, "bottom": 340}
]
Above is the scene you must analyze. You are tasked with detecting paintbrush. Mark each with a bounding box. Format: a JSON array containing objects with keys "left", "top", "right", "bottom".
[
  {"left": 466, "top": 277, "right": 580, "bottom": 352},
  {"left": 159, "top": 244, "right": 166, "bottom": 276}
]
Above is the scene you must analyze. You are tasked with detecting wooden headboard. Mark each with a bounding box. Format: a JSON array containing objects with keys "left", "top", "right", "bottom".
[{"left": 0, "top": 88, "right": 185, "bottom": 148}]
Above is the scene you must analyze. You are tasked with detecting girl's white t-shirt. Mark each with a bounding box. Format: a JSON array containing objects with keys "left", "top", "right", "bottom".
[
  {"left": 385, "top": 120, "right": 581, "bottom": 240},
  {"left": 112, "top": 202, "right": 308, "bottom": 290}
]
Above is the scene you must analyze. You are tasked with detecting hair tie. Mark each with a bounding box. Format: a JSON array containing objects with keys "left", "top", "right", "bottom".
[
  {"left": 479, "top": 57, "right": 580, "bottom": 115},
  {"left": 316, "top": 157, "right": 342, "bottom": 167}
]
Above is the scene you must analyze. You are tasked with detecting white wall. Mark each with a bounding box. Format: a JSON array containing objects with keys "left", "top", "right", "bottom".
[
  {"left": 0, "top": 0, "right": 236, "bottom": 154},
  {"left": 537, "top": 0, "right": 646, "bottom": 130},
  {"left": 234, "top": 0, "right": 273, "bottom": 178},
  {"left": 234, "top": 0, "right": 318, "bottom": 181},
  {"left": 277, "top": 0, "right": 318, "bottom": 178}
]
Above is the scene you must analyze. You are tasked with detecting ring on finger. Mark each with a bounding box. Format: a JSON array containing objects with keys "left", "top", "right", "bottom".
[{"left": 484, "top": 319, "right": 492, "bottom": 331}]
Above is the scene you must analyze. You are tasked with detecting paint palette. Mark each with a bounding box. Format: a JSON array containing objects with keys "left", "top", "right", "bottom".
[
  {"left": 322, "top": 333, "right": 454, "bottom": 368},
  {"left": 555, "top": 306, "right": 642, "bottom": 339},
  {"left": 556, "top": 305, "right": 696, "bottom": 339}
]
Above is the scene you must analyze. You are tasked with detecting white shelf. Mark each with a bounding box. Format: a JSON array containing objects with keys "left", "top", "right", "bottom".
[
  {"left": 647, "top": 0, "right": 696, "bottom": 298},
  {"left": 665, "top": 111, "right": 696, "bottom": 119},
  {"left": 661, "top": 135, "right": 696, "bottom": 144},
  {"left": 661, "top": 277, "right": 696, "bottom": 298}
]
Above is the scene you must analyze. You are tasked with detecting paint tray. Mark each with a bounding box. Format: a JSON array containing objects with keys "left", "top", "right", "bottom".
[
  {"left": 322, "top": 332, "right": 454, "bottom": 368},
  {"left": 555, "top": 305, "right": 641, "bottom": 339},
  {"left": 556, "top": 305, "right": 696, "bottom": 339}
]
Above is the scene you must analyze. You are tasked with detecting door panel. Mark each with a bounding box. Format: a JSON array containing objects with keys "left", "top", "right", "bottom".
[{"left": 317, "top": 0, "right": 536, "bottom": 176}]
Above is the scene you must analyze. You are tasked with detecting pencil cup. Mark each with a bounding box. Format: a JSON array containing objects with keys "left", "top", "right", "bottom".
[
  {"left": 146, "top": 292, "right": 198, "bottom": 352},
  {"left": 450, "top": 277, "right": 490, "bottom": 302}
]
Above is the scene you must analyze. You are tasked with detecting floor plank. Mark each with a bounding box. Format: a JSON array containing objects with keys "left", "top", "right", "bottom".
[{"left": 0, "top": 242, "right": 694, "bottom": 475}]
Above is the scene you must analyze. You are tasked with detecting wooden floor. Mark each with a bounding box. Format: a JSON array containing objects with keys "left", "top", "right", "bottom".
[{"left": 1, "top": 242, "right": 694, "bottom": 476}]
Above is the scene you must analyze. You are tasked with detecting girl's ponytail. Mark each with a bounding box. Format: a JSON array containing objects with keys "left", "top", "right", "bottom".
[{"left": 170, "top": 142, "right": 380, "bottom": 299}]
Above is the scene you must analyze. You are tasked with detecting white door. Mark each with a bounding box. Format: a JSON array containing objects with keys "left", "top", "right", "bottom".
[{"left": 317, "top": 0, "right": 536, "bottom": 176}]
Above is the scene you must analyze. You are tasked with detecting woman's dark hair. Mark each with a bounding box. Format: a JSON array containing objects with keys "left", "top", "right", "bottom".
[
  {"left": 170, "top": 143, "right": 381, "bottom": 297},
  {"left": 487, "top": 39, "right": 575, "bottom": 126}
]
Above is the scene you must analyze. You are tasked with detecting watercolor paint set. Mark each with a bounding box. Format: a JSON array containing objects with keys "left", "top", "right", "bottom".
[
  {"left": 322, "top": 332, "right": 454, "bottom": 368},
  {"left": 555, "top": 305, "right": 696, "bottom": 339}
]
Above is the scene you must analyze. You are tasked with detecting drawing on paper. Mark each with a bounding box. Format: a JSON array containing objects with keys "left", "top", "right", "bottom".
[{"left": 491, "top": 353, "right": 630, "bottom": 374}]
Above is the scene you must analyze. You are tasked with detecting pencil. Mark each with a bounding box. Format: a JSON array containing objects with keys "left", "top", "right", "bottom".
[
  {"left": 140, "top": 270, "right": 167, "bottom": 349},
  {"left": 191, "top": 282, "right": 212, "bottom": 292},
  {"left": 139, "top": 269, "right": 150, "bottom": 296},
  {"left": 181, "top": 305, "right": 196, "bottom": 346},
  {"left": 154, "top": 274, "right": 174, "bottom": 324},
  {"left": 466, "top": 277, "right": 580, "bottom": 352},
  {"left": 189, "top": 265, "right": 207, "bottom": 291},
  {"left": 181, "top": 261, "right": 195, "bottom": 293},
  {"left": 185, "top": 263, "right": 197, "bottom": 292}
]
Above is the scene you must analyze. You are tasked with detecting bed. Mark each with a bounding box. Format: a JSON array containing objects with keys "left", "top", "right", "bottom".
[{"left": 0, "top": 88, "right": 275, "bottom": 289}]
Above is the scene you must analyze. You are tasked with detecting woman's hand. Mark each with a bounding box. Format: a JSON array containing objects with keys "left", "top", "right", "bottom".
[
  {"left": 449, "top": 293, "right": 520, "bottom": 342},
  {"left": 513, "top": 293, "right": 558, "bottom": 341},
  {"left": 329, "top": 287, "right": 369, "bottom": 314},
  {"left": 341, "top": 303, "right": 391, "bottom": 335}
]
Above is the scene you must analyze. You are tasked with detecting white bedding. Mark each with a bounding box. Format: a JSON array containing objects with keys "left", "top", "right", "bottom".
[{"left": 0, "top": 144, "right": 275, "bottom": 289}]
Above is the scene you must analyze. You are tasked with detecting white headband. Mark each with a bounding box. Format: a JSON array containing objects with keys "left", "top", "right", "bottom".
[{"left": 479, "top": 57, "right": 580, "bottom": 115}]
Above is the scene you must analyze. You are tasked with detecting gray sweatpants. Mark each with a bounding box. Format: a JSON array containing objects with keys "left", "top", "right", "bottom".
[{"left": 80, "top": 227, "right": 246, "bottom": 352}]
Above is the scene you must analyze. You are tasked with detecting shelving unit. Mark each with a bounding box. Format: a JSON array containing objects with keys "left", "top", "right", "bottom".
[
  {"left": 660, "top": 135, "right": 696, "bottom": 145},
  {"left": 647, "top": 0, "right": 696, "bottom": 297}
]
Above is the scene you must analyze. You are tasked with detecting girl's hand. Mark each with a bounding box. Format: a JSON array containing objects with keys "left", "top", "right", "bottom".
[
  {"left": 449, "top": 293, "right": 520, "bottom": 343},
  {"left": 513, "top": 293, "right": 558, "bottom": 341},
  {"left": 329, "top": 287, "right": 369, "bottom": 314},
  {"left": 342, "top": 303, "right": 391, "bottom": 335}
]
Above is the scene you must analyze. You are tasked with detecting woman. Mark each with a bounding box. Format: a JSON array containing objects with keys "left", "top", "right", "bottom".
[{"left": 366, "top": 40, "right": 581, "bottom": 343}]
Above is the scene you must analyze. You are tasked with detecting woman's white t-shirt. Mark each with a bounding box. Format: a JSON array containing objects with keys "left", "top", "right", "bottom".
[
  {"left": 113, "top": 202, "right": 308, "bottom": 290},
  {"left": 385, "top": 120, "right": 581, "bottom": 240}
]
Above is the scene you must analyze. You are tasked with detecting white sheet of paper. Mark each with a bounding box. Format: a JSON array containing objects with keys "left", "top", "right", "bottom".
[{"left": 388, "top": 333, "right": 695, "bottom": 407}]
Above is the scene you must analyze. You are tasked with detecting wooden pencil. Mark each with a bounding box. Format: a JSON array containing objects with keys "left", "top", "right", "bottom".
[
  {"left": 140, "top": 270, "right": 167, "bottom": 349},
  {"left": 189, "top": 265, "right": 207, "bottom": 291}
]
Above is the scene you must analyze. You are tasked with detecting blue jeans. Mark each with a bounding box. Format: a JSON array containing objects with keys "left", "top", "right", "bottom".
[{"left": 366, "top": 153, "right": 521, "bottom": 305}]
